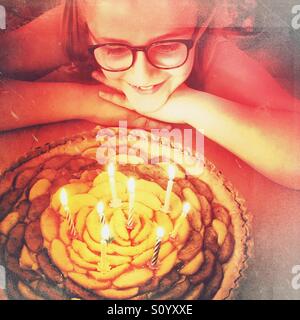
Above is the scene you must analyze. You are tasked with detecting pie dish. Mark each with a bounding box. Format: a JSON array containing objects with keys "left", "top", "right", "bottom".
[{"left": 0, "top": 127, "right": 251, "bottom": 300}]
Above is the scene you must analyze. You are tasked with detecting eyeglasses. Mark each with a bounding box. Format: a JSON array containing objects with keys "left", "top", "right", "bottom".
[
  {"left": 88, "top": 38, "right": 196, "bottom": 72},
  {"left": 88, "top": 17, "right": 203, "bottom": 72},
  {"left": 87, "top": 12, "right": 216, "bottom": 73}
]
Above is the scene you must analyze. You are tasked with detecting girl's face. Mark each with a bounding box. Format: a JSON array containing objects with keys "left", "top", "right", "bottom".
[{"left": 83, "top": 0, "right": 200, "bottom": 113}]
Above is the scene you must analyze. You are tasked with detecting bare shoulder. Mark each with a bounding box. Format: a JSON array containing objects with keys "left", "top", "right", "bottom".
[
  {"left": 199, "top": 31, "right": 294, "bottom": 109},
  {"left": 201, "top": 32, "right": 261, "bottom": 85},
  {"left": 0, "top": 3, "right": 69, "bottom": 78}
]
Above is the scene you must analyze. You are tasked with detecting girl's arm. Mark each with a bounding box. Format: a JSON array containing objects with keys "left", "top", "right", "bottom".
[
  {"left": 183, "top": 89, "right": 300, "bottom": 190},
  {"left": 0, "top": 79, "right": 168, "bottom": 131},
  {"left": 0, "top": 4, "right": 68, "bottom": 78},
  {"left": 92, "top": 70, "right": 300, "bottom": 190},
  {"left": 134, "top": 82, "right": 300, "bottom": 190}
]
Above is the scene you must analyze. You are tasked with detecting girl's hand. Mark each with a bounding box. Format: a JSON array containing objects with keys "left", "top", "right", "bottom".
[
  {"left": 85, "top": 98, "right": 172, "bottom": 129},
  {"left": 92, "top": 71, "right": 194, "bottom": 124},
  {"left": 80, "top": 81, "right": 171, "bottom": 130},
  {"left": 92, "top": 71, "right": 134, "bottom": 110}
]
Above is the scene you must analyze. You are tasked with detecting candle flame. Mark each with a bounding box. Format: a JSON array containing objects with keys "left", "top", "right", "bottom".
[
  {"left": 168, "top": 164, "right": 176, "bottom": 180},
  {"left": 156, "top": 226, "right": 165, "bottom": 239},
  {"left": 183, "top": 202, "right": 191, "bottom": 215},
  {"left": 108, "top": 162, "right": 115, "bottom": 177},
  {"left": 97, "top": 202, "right": 104, "bottom": 215},
  {"left": 127, "top": 177, "right": 135, "bottom": 194},
  {"left": 60, "top": 188, "right": 68, "bottom": 207},
  {"left": 101, "top": 224, "right": 110, "bottom": 241}
]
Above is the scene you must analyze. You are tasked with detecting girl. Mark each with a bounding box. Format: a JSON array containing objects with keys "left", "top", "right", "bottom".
[{"left": 0, "top": 0, "right": 300, "bottom": 190}]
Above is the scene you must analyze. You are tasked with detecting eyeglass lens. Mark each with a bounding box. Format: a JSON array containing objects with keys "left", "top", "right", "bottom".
[{"left": 94, "top": 42, "right": 189, "bottom": 71}]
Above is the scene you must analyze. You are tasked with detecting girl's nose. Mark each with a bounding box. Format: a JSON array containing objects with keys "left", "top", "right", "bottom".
[{"left": 126, "top": 51, "right": 157, "bottom": 85}]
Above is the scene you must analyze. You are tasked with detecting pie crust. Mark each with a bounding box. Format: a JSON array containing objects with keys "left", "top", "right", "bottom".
[{"left": 0, "top": 127, "right": 252, "bottom": 300}]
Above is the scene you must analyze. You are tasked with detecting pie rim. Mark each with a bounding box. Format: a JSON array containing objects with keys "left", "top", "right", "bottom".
[{"left": 0, "top": 126, "right": 252, "bottom": 300}]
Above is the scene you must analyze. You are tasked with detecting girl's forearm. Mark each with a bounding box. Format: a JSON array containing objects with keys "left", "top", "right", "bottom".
[
  {"left": 0, "top": 79, "right": 168, "bottom": 133},
  {"left": 185, "top": 90, "right": 300, "bottom": 189},
  {"left": 0, "top": 79, "right": 93, "bottom": 131},
  {"left": 0, "top": 5, "right": 67, "bottom": 78}
]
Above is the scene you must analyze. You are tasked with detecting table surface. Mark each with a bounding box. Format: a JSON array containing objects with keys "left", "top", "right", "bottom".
[{"left": 1, "top": 120, "right": 300, "bottom": 300}]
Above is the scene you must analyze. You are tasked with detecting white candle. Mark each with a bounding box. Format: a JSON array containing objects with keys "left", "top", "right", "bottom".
[
  {"left": 170, "top": 202, "right": 191, "bottom": 239},
  {"left": 108, "top": 163, "right": 121, "bottom": 208},
  {"left": 162, "top": 164, "right": 176, "bottom": 213},
  {"left": 97, "top": 201, "right": 105, "bottom": 225},
  {"left": 150, "top": 227, "right": 165, "bottom": 268},
  {"left": 127, "top": 177, "right": 135, "bottom": 228},
  {"left": 98, "top": 224, "right": 111, "bottom": 273},
  {"left": 60, "top": 188, "right": 77, "bottom": 238}
]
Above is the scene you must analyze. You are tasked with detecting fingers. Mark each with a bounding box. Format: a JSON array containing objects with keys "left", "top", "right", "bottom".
[
  {"left": 97, "top": 85, "right": 175, "bottom": 125},
  {"left": 93, "top": 101, "right": 171, "bottom": 130},
  {"left": 130, "top": 116, "right": 172, "bottom": 130},
  {"left": 92, "top": 71, "right": 122, "bottom": 92},
  {"left": 92, "top": 70, "right": 107, "bottom": 84},
  {"left": 98, "top": 85, "right": 134, "bottom": 110},
  {"left": 91, "top": 73, "right": 172, "bottom": 129},
  {"left": 92, "top": 70, "right": 134, "bottom": 110}
]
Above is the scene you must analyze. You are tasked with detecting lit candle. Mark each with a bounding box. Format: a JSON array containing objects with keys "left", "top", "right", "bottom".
[
  {"left": 170, "top": 202, "right": 191, "bottom": 239},
  {"left": 108, "top": 162, "right": 121, "bottom": 208},
  {"left": 127, "top": 177, "right": 135, "bottom": 228},
  {"left": 98, "top": 224, "right": 111, "bottom": 273},
  {"left": 162, "top": 164, "right": 176, "bottom": 213},
  {"left": 60, "top": 188, "right": 77, "bottom": 238},
  {"left": 96, "top": 201, "right": 105, "bottom": 225},
  {"left": 150, "top": 227, "right": 165, "bottom": 268}
]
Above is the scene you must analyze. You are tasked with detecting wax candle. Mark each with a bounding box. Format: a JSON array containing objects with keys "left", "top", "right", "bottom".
[
  {"left": 170, "top": 202, "right": 191, "bottom": 239},
  {"left": 107, "top": 162, "right": 121, "bottom": 208},
  {"left": 60, "top": 188, "right": 77, "bottom": 238},
  {"left": 162, "top": 164, "right": 176, "bottom": 213},
  {"left": 127, "top": 177, "right": 135, "bottom": 228},
  {"left": 98, "top": 224, "right": 111, "bottom": 273},
  {"left": 150, "top": 227, "right": 165, "bottom": 268},
  {"left": 97, "top": 201, "right": 105, "bottom": 225}
]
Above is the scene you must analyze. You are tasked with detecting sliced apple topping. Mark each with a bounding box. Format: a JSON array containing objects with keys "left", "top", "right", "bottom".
[
  {"left": 40, "top": 208, "right": 59, "bottom": 242},
  {"left": 68, "top": 272, "right": 111, "bottom": 290},
  {"left": 50, "top": 239, "right": 73, "bottom": 273},
  {"left": 96, "top": 287, "right": 139, "bottom": 299},
  {"left": 113, "top": 268, "right": 153, "bottom": 289}
]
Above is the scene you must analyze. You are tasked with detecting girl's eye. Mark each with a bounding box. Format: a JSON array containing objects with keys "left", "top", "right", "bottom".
[
  {"left": 154, "top": 43, "right": 182, "bottom": 54},
  {"left": 104, "top": 46, "right": 129, "bottom": 56}
]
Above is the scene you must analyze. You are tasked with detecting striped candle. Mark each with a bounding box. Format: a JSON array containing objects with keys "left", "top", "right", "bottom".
[
  {"left": 150, "top": 227, "right": 165, "bottom": 267},
  {"left": 60, "top": 188, "right": 77, "bottom": 238},
  {"left": 97, "top": 201, "right": 106, "bottom": 225}
]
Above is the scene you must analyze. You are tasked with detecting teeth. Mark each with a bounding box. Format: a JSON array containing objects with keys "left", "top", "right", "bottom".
[
  {"left": 138, "top": 85, "right": 154, "bottom": 90},
  {"left": 130, "top": 83, "right": 163, "bottom": 92}
]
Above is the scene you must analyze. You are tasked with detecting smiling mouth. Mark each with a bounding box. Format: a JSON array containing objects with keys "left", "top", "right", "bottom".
[{"left": 129, "top": 82, "right": 165, "bottom": 95}]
